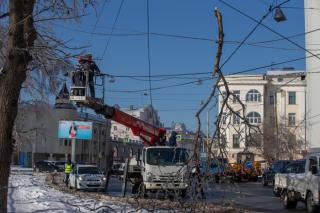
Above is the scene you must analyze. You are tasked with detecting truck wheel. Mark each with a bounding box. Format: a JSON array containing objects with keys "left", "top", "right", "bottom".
[
  {"left": 180, "top": 189, "right": 187, "bottom": 198},
  {"left": 132, "top": 182, "right": 139, "bottom": 194},
  {"left": 282, "top": 191, "right": 297, "bottom": 209},
  {"left": 139, "top": 184, "right": 147, "bottom": 198},
  {"left": 307, "top": 192, "right": 319, "bottom": 213}
]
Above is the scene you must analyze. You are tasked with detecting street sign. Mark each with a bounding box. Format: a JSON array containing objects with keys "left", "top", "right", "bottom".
[
  {"left": 176, "top": 134, "right": 182, "bottom": 142},
  {"left": 58, "top": 121, "right": 93, "bottom": 140}
]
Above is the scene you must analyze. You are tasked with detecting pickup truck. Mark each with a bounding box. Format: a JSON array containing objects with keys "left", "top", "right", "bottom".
[{"left": 274, "top": 154, "right": 320, "bottom": 213}]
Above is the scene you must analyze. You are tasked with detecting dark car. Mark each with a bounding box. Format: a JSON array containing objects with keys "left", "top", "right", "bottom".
[
  {"left": 262, "top": 160, "right": 291, "bottom": 186},
  {"left": 51, "top": 161, "right": 67, "bottom": 170},
  {"left": 34, "top": 160, "right": 63, "bottom": 173}
]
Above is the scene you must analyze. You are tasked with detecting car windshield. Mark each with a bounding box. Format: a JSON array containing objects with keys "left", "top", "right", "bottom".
[
  {"left": 146, "top": 148, "right": 188, "bottom": 166},
  {"left": 78, "top": 167, "right": 101, "bottom": 174},
  {"left": 272, "top": 162, "right": 284, "bottom": 173},
  {"left": 55, "top": 162, "right": 66, "bottom": 166}
]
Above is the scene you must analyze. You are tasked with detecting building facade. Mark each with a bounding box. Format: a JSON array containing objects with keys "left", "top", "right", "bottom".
[
  {"left": 218, "top": 70, "right": 306, "bottom": 162},
  {"left": 13, "top": 84, "right": 112, "bottom": 170}
]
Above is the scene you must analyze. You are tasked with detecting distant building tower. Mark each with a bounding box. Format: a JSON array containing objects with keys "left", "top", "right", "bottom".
[
  {"left": 54, "top": 82, "right": 76, "bottom": 110},
  {"left": 305, "top": 0, "right": 320, "bottom": 151}
]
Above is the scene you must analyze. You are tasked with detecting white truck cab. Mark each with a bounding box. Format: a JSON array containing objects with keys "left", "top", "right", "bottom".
[
  {"left": 140, "top": 146, "right": 189, "bottom": 197},
  {"left": 274, "top": 153, "right": 320, "bottom": 213}
]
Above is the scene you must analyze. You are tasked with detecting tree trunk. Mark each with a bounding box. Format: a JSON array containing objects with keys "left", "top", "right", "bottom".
[{"left": 0, "top": 1, "right": 36, "bottom": 212}]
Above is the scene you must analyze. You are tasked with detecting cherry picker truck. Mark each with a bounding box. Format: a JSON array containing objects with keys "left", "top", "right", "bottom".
[{"left": 68, "top": 67, "right": 189, "bottom": 197}]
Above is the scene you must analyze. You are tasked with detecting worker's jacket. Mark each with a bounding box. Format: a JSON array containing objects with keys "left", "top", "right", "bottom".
[{"left": 64, "top": 163, "right": 72, "bottom": 174}]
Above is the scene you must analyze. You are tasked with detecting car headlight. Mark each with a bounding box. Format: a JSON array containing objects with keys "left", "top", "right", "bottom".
[
  {"left": 78, "top": 176, "right": 84, "bottom": 181},
  {"left": 102, "top": 177, "right": 107, "bottom": 181},
  {"left": 146, "top": 172, "right": 154, "bottom": 181}
]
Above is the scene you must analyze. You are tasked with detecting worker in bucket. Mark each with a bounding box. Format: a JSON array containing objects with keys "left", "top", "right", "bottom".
[{"left": 82, "top": 54, "right": 100, "bottom": 98}]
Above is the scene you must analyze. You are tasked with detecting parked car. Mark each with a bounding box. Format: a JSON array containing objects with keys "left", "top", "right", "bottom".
[
  {"left": 34, "top": 160, "right": 63, "bottom": 173},
  {"left": 111, "top": 162, "right": 125, "bottom": 176},
  {"left": 272, "top": 158, "right": 320, "bottom": 212},
  {"left": 273, "top": 159, "right": 306, "bottom": 197},
  {"left": 262, "top": 160, "right": 291, "bottom": 186},
  {"left": 51, "top": 161, "right": 67, "bottom": 170},
  {"left": 68, "top": 164, "right": 106, "bottom": 191},
  {"left": 199, "top": 158, "right": 228, "bottom": 183}
]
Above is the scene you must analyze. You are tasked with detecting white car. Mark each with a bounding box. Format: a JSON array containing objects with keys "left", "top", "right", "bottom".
[{"left": 68, "top": 164, "right": 106, "bottom": 191}]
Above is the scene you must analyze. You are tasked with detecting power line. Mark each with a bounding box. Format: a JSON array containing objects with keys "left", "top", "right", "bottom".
[
  {"left": 219, "top": 0, "right": 320, "bottom": 62},
  {"left": 219, "top": 0, "right": 292, "bottom": 70},
  {"left": 100, "top": 0, "right": 125, "bottom": 66},
  {"left": 87, "top": 0, "right": 108, "bottom": 46}
]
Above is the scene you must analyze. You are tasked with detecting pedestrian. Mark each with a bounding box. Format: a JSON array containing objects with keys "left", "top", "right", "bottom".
[
  {"left": 104, "top": 149, "right": 114, "bottom": 194},
  {"left": 64, "top": 159, "right": 73, "bottom": 187}
]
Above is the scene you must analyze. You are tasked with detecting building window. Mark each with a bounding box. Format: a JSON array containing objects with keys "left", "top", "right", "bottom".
[
  {"left": 101, "top": 130, "right": 104, "bottom": 136},
  {"left": 233, "top": 113, "right": 241, "bottom": 125},
  {"left": 222, "top": 113, "right": 227, "bottom": 125},
  {"left": 94, "top": 129, "right": 97, "bottom": 134},
  {"left": 126, "top": 127, "right": 130, "bottom": 131},
  {"left": 64, "top": 139, "right": 68, "bottom": 146},
  {"left": 233, "top": 134, "right": 240, "bottom": 148},
  {"left": 288, "top": 92, "right": 296, "bottom": 105},
  {"left": 250, "top": 134, "right": 262, "bottom": 147},
  {"left": 122, "top": 147, "right": 125, "bottom": 154},
  {"left": 113, "top": 126, "right": 117, "bottom": 131},
  {"left": 288, "top": 113, "right": 296, "bottom": 126},
  {"left": 246, "top": 89, "right": 261, "bottom": 102},
  {"left": 247, "top": 112, "right": 261, "bottom": 124},
  {"left": 269, "top": 91, "right": 275, "bottom": 105},
  {"left": 233, "top": 90, "right": 240, "bottom": 103},
  {"left": 68, "top": 140, "right": 71, "bottom": 146},
  {"left": 113, "top": 146, "right": 118, "bottom": 158}
]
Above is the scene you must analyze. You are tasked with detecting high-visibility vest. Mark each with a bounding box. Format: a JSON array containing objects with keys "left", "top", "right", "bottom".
[{"left": 65, "top": 163, "right": 72, "bottom": 174}]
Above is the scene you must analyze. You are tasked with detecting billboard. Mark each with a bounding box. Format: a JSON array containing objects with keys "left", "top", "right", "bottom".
[{"left": 58, "top": 121, "right": 93, "bottom": 140}]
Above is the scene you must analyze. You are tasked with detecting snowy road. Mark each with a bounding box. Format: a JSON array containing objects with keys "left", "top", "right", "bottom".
[{"left": 7, "top": 169, "right": 134, "bottom": 213}]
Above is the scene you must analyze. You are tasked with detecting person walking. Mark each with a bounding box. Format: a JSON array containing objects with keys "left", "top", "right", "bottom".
[
  {"left": 64, "top": 159, "right": 73, "bottom": 187},
  {"left": 104, "top": 149, "right": 114, "bottom": 194}
]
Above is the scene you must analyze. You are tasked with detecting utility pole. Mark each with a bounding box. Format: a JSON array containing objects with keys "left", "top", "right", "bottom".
[{"left": 71, "top": 138, "right": 76, "bottom": 163}]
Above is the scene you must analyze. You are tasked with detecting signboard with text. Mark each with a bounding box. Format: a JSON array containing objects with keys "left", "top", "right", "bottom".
[{"left": 58, "top": 121, "right": 93, "bottom": 140}]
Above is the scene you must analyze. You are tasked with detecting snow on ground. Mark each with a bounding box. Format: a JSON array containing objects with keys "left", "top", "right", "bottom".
[{"left": 7, "top": 168, "right": 134, "bottom": 213}]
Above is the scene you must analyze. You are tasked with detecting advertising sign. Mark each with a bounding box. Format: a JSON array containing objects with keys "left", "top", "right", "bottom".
[{"left": 58, "top": 121, "right": 93, "bottom": 140}]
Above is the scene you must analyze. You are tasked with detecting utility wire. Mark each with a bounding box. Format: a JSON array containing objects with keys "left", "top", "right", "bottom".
[
  {"left": 87, "top": 0, "right": 108, "bottom": 46},
  {"left": 106, "top": 53, "right": 319, "bottom": 79},
  {"left": 100, "top": 0, "right": 125, "bottom": 66},
  {"left": 219, "top": 0, "right": 291, "bottom": 70},
  {"left": 219, "top": 0, "right": 320, "bottom": 62}
]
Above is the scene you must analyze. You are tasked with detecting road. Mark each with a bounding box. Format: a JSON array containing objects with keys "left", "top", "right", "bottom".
[{"left": 106, "top": 176, "right": 308, "bottom": 213}]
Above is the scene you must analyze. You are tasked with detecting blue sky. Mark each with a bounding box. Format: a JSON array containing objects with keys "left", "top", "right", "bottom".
[{"left": 55, "top": 0, "right": 306, "bottom": 131}]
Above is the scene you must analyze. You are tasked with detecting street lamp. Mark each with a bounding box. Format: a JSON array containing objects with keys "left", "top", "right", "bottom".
[{"left": 274, "top": 7, "right": 287, "bottom": 22}]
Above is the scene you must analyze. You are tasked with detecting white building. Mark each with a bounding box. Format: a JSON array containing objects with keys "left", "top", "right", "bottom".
[
  {"left": 218, "top": 69, "right": 306, "bottom": 163},
  {"left": 110, "top": 105, "right": 161, "bottom": 145},
  {"left": 305, "top": 0, "right": 320, "bottom": 151}
]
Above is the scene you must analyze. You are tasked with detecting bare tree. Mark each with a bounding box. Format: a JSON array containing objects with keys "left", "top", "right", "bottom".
[
  {"left": 263, "top": 116, "right": 305, "bottom": 162},
  {"left": 0, "top": 1, "right": 95, "bottom": 212}
]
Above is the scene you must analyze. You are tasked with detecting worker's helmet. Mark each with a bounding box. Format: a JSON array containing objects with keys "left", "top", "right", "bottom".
[{"left": 77, "top": 55, "right": 85, "bottom": 63}]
